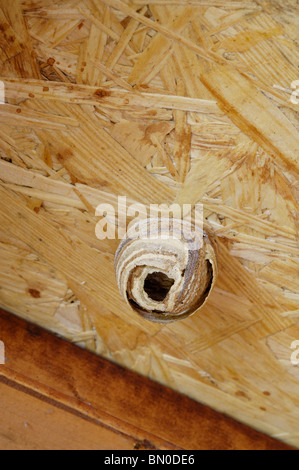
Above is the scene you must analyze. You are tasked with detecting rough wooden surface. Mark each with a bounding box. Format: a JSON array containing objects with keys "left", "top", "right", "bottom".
[
  {"left": 0, "top": 381, "right": 135, "bottom": 450},
  {"left": 0, "top": 309, "right": 294, "bottom": 450},
  {"left": 0, "top": 0, "right": 298, "bottom": 447}
]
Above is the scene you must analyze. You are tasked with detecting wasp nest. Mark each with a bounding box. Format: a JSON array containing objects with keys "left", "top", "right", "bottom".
[{"left": 115, "top": 219, "right": 218, "bottom": 323}]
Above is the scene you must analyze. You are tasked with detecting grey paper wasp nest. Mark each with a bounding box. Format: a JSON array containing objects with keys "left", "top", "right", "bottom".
[{"left": 115, "top": 219, "right": 218, "bottom": 323}]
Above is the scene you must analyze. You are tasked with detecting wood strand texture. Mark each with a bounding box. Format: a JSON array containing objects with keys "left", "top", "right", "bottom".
[{"left": 0, "top": 0, "right": 298, "bottom": 448}]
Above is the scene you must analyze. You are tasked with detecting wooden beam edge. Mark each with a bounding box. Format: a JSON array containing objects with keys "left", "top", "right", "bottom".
[{"left": 0, "top": 308, "right": 295, "bottom": 450}]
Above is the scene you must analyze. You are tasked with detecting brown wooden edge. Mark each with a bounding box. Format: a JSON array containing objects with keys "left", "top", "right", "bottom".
[{"left": 0, "top": 308, "right": 295, "bottom": 450}]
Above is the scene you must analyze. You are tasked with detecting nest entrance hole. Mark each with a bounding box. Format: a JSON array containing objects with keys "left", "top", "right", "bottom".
[{"left": 144, "top": 272, "right": 175, "bottom": 302}]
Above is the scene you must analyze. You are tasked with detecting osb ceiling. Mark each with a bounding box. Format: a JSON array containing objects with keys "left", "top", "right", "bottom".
[{"left": 0, "top": 0, "right": 298, "bottom": 447}]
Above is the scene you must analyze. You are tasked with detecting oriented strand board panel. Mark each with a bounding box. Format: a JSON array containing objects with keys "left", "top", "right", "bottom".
[{"left": 0, "top": 0, "right": 298, "bottom": 447}]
